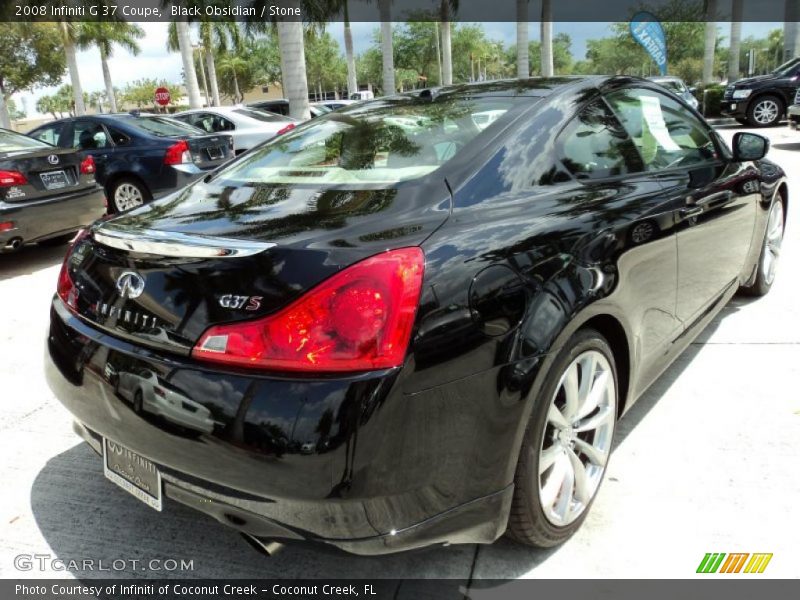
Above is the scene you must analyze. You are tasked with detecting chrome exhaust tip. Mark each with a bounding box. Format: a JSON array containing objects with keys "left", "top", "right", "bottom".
[
  {"left": 4, "top": 237, "right": 23, "bottom": 251},
  {"left": 240, "top": 532, "right": 285, "bottom": 557}
]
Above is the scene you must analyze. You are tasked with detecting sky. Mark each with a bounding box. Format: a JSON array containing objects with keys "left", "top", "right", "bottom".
[{"left": 14, "top": 21, "right": 783, "bottom": 119}]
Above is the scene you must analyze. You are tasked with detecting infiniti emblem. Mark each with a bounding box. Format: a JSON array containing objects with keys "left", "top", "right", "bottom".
[
  {"left": 47, "top": 154, "right": 59, "bottom": 165},
  {"left": 116, "top": 271, "right": 145, "bottom": 299}
]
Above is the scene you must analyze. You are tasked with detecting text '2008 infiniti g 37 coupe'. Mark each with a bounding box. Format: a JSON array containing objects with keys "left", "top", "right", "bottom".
[{"left": 46, "top": 76, "right": 786, "bottom": 554}]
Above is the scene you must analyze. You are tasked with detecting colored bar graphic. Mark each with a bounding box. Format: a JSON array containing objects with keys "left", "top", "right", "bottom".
[{"left": 698, "top": 552, "right": 772, "bottom": 574}]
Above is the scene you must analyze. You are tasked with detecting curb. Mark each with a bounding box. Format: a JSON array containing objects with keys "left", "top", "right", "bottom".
[{"left": 706, "top": 117, "right": 739, "bottom": 126}]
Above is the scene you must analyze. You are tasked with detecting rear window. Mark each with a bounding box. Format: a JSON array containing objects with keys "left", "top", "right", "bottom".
[
  {"left": 233, "top": 107, "right": 288, "bottom": 123},
  {"left": 117, "top": 115, "right": 203, "bottom": 137},
  {"left": 212, "top": 95, "right": 522, "bottom": 185},
  {"left": 0, "top": 129, "right": 52, "bottom": 153}
]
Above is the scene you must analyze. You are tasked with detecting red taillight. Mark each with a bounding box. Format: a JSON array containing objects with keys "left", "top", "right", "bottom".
[
  {"left": 0, "top": 170, "right": 28, "bottom": 187},
  {"left": 164, "top": 140, "right": 191, "bottom": 165},
  {"left": 80, "top": 155, "right": 96, "bottom": 174},
  {"left": 56, "top": 229, "right": 91, "bottom": 311},
  {"left": 192, "top": 248, "right": 425, "bottom": 372},
  {"left": 276, "top": 123, "right": 296, "bottom": 136},
  {"left": 154, "top": 386, "right": 166, "bottom": 398},
  {"left": 0, "top": 221, "right": 14, "bottom": 232}
]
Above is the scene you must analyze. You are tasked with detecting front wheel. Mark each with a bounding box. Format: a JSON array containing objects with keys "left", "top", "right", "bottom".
[
  {"left": 747, "top": 95, "right": 783, "bottom": 127},
  {"left": 740, "top": 198, "right": 785, "bottom": 297},
  {"left": 507, "top": 328, "right": 617, "bottom": 547}
]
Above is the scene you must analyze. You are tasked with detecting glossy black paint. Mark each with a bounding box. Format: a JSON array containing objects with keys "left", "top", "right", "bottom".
[
  {"left": 27, "top": 114, "right": 233, "bottom": 205},
  {"left": 45, "top": 76, "right": 787, "bottom": 554},
  {"left": 722, "top": 59, "right": 800, "bottom": 123}
]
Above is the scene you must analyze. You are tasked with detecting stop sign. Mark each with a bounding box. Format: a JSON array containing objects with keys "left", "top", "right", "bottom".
[{"left": 154, "top": 87, "right": 170, "bottom": 106}]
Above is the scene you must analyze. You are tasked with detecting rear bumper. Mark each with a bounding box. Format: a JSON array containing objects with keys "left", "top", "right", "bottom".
[
  {"left": 45, "top": 297, "right": 515, "bottom": 555},
  {"left": 151, "top": 164, "right": 223, "bottom": 199},
  {"left": 0, "top": 184, "right": 104, "bottom": 248}
]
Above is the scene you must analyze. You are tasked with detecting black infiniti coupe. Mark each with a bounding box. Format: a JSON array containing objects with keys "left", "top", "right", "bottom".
[{"left": 46, "top": 76, "right": 786, "bottom": 554}]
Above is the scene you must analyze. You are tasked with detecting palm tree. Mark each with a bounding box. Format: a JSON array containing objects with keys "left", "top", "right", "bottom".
[
  {"left": 59, "top": 23, "right": 86, "bottom": 115},
  {"left": 77, "top": 22, "right": 144, "bottom": 113},
  {"left": 728, "top": 0, "right": 743, "bottom": 81},
  {"left": 217, "top": 54, "right": 249, "bottom": 103},
  {"left": 342, "top": 0, "right": 358, "bottom": 97},
  {"left": 199, "top": 22, "right": 242, "bottom": 106},
  {"left": 439, "top": 1, "right": 458, "bottom": 85},
  {"left": 540, "top": 0, "right": 553, "bottom": 77},
  {"left": 516, "top": 0, "right": 529, "bottom": 78},
  {"left": 171, "top": 21, "right": 203, "bottom": 108},
  {"left": 702, "top": 0, "right": 717, "bottom": 84},
  {"left": 378, "top": 0, "right": 395, "bottom": 94}
]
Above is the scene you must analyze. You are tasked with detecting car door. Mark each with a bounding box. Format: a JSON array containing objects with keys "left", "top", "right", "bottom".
[
  {"left": 605, "top": 86, "right": 758, "bottom": 327},
  {"left": 63, "top": 119, "right": 116, "bottom": 183},
  {"left": 554, "top": 95, "right": 684, "bottom": 376}
]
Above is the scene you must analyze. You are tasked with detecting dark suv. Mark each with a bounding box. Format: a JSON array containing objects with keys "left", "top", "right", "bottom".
[
  {"left": 722, "top": 57, "right": 800, "bottom": 127},
  {"left": 28, "top": 113, "right": 233, "bottom": 212}
]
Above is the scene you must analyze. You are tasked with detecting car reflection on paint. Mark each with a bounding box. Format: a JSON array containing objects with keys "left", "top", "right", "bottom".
[{"left": 114, "top": 367, "right": 215, "bottom": 434}]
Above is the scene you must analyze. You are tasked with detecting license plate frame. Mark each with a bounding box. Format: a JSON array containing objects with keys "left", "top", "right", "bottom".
[
  {"left": 103, "top": 438, "right": 162, "bottom": 511},
  {"left": 206, "top": 146, "right": 223, "bottom": 160},
  {"left": 40, "top": 170, "right": 69, "bottom": 190}
]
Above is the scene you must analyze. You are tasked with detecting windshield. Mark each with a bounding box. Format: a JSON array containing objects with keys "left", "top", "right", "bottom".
[
  {"left": 210, "top": 95, "right": 522, "bottom": 185},
  {"left": 118, "top": 115, "right": 203, "bottom": 137},
  {"left": 0, "top": 129, "right": 52, "bottom": 153},
  {"left": 772, "top": 57, "right": 800, "bottom": 76},
  {"left": 234, "top": 107, "right": 289, "bottom": 123}
]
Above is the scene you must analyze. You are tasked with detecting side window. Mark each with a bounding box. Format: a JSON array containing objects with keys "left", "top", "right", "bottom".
[
  {"left": 557, "top": 98, "right": 644, "bottom": 180},
  {"left": 73, "top": 121, "right": 110, "bottom": 150},
  {"left": 107, "top": 127, "right": 130, "bottom": 146},
  {"left": 30, "top": 123, "right": 63, "bottom": 146},
  {"left": 605, "top": 88, "right": 717, "bottom": 171}
]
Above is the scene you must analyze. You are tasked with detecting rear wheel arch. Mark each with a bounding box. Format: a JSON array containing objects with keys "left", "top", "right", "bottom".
[{"left": 105, "top": 171, "right": 150, "bottom": 199}]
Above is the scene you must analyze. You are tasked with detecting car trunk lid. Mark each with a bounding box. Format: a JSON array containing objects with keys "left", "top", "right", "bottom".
[{"left": 0, "top": 147, "right": 95, "bottom": 203}]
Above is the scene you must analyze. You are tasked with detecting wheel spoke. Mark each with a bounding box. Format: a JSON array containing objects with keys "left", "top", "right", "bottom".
[
  {"left": 567, "top": 449, "right": 591, "bottom": 503},
  {"left": 540, "top": 452, "right": 569, "bottom": 508},
  {"left": 548, "top": 404, "right": 570, "bottom": 429},
  {"left": 539, "top": 444, "right": 563, "bottom": 475},
  {"left": 576, "top": 353, "right": 597, "bottom": 410},
  {"left": 553, "top": 454, "right": 575, "bottom": 520},
  {"left": 574, "top": 403, "right": 614, "bottom": 433},
  {"left": 574, "top": 437, "right": 608, "bottom": 467},
  {"left": 577, "top": 369, "right": 609, "bottom": 421},
  {"left": 562, "top": 363, "right": 579, "bottom": 420}
]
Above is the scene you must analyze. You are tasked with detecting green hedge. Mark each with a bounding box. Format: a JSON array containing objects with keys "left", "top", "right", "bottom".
[{"left": 694, "top": 84, "right": 726, "bottom": 117}]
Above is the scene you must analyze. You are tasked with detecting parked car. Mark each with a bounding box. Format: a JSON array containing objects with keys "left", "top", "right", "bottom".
[
  {"left": 722, "top": 57, "right": 800, "bottom": 126},
  {"left": 114, "top": 367, "right": 215, "bottom": 434},
  {"left": 28, "top": 113, "right": 234, "bottom": 213},
  {"left": 787, "top": 87, "right": 800, "bottom": 130},
  {"left": 312, "top": 99, "right": 356, "bottom": 111},
  {"left": 349, "top": 90, "right": 375, "bottom": 101},
  {"left": 247, "top": 99, "right": 331, "bottom": 119},
  {"left": 647, "top": 75, "right": 699, "bottom": 109},
  {"left": 0, "top": 127, "right": 104, "bottom": 252},
  {"left": 47, "top": 76, "right": 786, "bottom": 555},
  {"left": 172, "top": 106, "right": 298, "bottom": 155}
]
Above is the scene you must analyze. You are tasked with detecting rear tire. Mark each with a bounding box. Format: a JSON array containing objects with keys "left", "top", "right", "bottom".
[
  {"left": 746, "top": 95, "right": 783, "bottom": 127},
  {"left": 507, "top": 328, "right": 617, "bottom": 547},
  {"left": 109, "top": 177, "right": 150, "bottom": 213},
  {"left": 740, "top": 198, "right": 785, "bottom": 297}
]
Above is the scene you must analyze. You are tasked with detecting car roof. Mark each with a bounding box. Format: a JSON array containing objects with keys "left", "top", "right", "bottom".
[
  {"left": 404, "top": 76, "right": 605, "bottom": 100},
  {"left": 647, "top": 76, "right": 683, "bottom": 82}
]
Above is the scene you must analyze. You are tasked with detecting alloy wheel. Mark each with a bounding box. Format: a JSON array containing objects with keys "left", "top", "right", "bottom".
[
  {"left": 538, "top": 350, "right": 616, "bottom": 527},
  {"left": 753, "top": 99, "right": 780, "bottom": 125},
  {"left": 114, "top": 183, "right": 144, "bottom": 212},
  {"left": 762, "top": 200, "right": 784, "bottom": 286}
]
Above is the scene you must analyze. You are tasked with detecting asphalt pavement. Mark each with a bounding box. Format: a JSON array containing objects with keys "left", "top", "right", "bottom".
[{"left": 1, "top": 125, "right": 797, "bottom": 581}]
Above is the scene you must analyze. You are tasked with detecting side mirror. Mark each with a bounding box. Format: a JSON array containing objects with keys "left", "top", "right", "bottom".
[
  {"left": 688, "top": 86, "right": 697, "bottom": 94},
  {"left": 732, "top": 132, "right": 769, "bottom": 161}
]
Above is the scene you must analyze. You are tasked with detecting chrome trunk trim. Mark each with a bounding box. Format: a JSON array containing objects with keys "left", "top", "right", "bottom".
[{"left": 93, "top": 226, "right": 275, "bottom": 258}]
